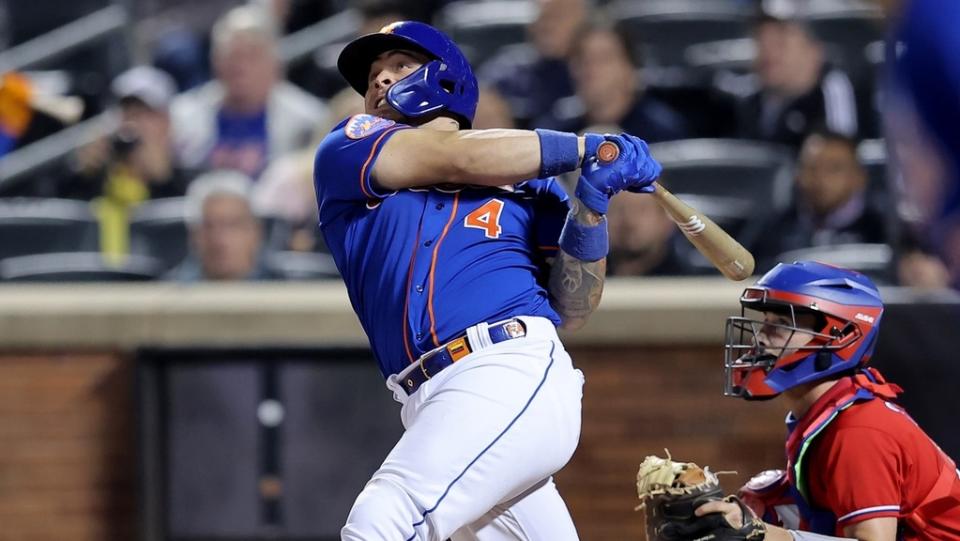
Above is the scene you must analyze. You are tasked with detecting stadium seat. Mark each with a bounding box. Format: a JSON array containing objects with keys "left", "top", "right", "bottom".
[
  {"left": 609, "top": 0, "right": 752, "bottom": 70},
  {"left": 264, "top": 251, "right": 340, "bottom": 280},
  {"left": 775, "top": 243, "right": 894, "bottom": 284},
  {"left": 649, "top": 139, "right": 795, "bottom": 212},
  {"left": 0, "top": 198, "right": 99, "bottom": 260},
  {"left": 129, "top": 198, "right": 189, "bottom": 272},
  {"left": 435, "top": 0, "right": 537, "bottom": 67},
  {"left": 684, "top": 38, "right": 756, "bottom": 74},
  {"left": 0, "top": 252, "right": 163, "bottom": 282}
]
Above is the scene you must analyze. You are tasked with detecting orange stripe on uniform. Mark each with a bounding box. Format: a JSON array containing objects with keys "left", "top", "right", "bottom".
[
  {"left": 358, "top": 126, "right": 402, "bottom": 199},
  {"left": 401, "top": 227, "right": 423, "bottom": 364},
  {"left": 427, "top": 193, "right": 460, "bottom": 347}
]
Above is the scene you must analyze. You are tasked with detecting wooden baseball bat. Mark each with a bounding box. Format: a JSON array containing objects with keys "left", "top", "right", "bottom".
[{"left": 597, "top": 140, "right": 755, "bottom": 281}]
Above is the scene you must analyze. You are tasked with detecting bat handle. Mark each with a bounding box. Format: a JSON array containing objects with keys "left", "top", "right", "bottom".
[{"left": 596, "top": 140, "right": 620, "bottom": 164}]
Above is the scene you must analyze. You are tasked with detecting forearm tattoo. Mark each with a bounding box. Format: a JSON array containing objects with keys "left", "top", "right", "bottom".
[{"left": 549, "top": 201, "right": 607, "bottom": 329}]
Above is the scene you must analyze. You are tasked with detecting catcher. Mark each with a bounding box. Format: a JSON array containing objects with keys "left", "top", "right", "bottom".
[{"left": 638, "top": 261, "right": 960, "bottom": 541}]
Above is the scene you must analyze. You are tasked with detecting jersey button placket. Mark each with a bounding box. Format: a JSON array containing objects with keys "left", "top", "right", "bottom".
[{"left": 409, "top": 192, "right": 447, "bottom": 349}]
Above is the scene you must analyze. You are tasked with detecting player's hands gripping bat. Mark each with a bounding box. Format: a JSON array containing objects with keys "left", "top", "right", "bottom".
[
  {"left": 597, "top": 140, "right": 755, "bottom": 281},
  {"left": 575, "top": 134, "right": 662, "bottom": 214},
  {"left": 636, "top": 454, "right": 766, "bottom": 541}
]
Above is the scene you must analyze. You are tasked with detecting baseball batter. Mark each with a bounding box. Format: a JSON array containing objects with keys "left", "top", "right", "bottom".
[
  {"left": 313, "top": 22, "right": 661, "bottom": 541},
  {"left": 659, "top": 261, "right": 960, "bottom": 541}
]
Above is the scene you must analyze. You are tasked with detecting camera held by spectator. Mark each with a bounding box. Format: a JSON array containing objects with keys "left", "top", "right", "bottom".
[{"left": 64, "top": 66, "right": 192, "bottom": 202}]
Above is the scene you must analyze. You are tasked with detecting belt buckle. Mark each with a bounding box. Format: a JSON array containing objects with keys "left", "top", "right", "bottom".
[
  {"left": 412, "top": 335, "right": 473, "bottom": 387},
  {"left": 418, "top": 353, "right": 433, "bottom": 382},
  {"left": 446, "top": 336, "right": 470, "bottom": 361},
  {"left": 406, "top": 348, "right": 438, "bottom": 391},
  {"left": 503, "top": 320, "right": 525, "bottom": 339}
]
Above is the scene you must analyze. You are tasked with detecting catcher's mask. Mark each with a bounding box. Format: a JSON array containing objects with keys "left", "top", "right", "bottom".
[
  {"left": 724, "top": 261, "right": 884, "bottom": 400},
  {"left": 337, "top": 21, "right": 479, "bottom": 128}
]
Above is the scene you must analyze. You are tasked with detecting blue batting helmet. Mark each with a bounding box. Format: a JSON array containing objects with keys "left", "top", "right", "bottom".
[
  {"left": 724, "top": 261, "right": 884, "bottom": 400},
  {"left": 337, "top": 21, "right": 479, "bottom": 128}
]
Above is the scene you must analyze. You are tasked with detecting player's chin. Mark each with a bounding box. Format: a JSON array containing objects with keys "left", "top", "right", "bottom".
[{"left": 370, "top": 106, "right": 404, "bottom": 122}]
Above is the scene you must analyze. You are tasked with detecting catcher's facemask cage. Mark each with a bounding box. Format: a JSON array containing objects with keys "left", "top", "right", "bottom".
[{"left": 724, "top": 261, "right": 884, "bottom": 400}]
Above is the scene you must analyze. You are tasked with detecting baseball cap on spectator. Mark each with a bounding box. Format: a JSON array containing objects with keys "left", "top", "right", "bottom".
[{"left": 111, "top": 66, "right": 177, "bottom": 111}]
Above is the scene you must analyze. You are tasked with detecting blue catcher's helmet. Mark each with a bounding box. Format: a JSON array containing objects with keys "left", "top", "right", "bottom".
[
  {"left": 337, "top": 21, "right": 479, "bottom": 128},
  {"left": 724, "top": 261, "right": 884, "bottom": 400}
]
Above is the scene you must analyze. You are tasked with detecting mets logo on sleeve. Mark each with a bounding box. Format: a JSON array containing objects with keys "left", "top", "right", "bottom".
[{"left": 345, "top": 114, "right": 395, "bottom": 140}]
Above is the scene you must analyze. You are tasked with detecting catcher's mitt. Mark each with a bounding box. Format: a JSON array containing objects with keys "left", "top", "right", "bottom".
[{"left": 636, "top": 454, "right": 765, "bottom": 541}]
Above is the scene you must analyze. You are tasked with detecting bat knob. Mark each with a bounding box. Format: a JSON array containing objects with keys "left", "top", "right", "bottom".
[{"left": 596, "top": 140, "right": 620, "bottom": 164}]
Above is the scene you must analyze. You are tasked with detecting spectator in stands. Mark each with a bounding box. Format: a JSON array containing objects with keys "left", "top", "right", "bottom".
[
  {"left": 538, "top": 23, "right": 689, "bottom": 142},
  {"left": 64, "top": 67, "right": 191, "bottom": 202},
  {"left": 607, "top": 192, "right": 697, "bottom": 276},
  {"left": 479, "top": 0, "right": 585, "bottom": 128},
  {"left": 60, "top": 66, "right": 193, "bottom": 263},
  {"left": 743, "top": 129, "right": 889, "bottom": 272},
  {"left": 171, "top": 5, "right": 327, "bottom": 180},
  {"left": 169, "top": 170, "right": 280, "bottom": 281},
  {"left": 734, "top": 4, "right": 859, "bottom": 150}
]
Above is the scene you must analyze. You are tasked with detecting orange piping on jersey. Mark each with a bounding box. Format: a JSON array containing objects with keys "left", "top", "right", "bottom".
[
  {"left": 427, "top": 193, "right": 461, "bottom": 347},
  {"left": 358, "top": 126, "right": 403, "bottom": 199},
  {"left": 401, "top": 227, "right": 423, "bottom": 364}
]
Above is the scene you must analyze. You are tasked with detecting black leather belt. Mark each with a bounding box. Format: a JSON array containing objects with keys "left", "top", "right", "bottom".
[{"left": 402, "top": 319, "right": 527, "bottom": 395}]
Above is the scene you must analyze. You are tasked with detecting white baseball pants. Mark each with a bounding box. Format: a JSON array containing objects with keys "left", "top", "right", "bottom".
[{"left": 341, "top": 316, "right": 584, "bottom": 541}]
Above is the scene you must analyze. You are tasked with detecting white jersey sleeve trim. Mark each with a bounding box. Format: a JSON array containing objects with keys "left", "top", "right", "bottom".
[
  {"left": 836, "top": 504, "right": 901, "bottom": 522},
  {"left": 789, "top": 530, "right": 857, "bottom": 541}
]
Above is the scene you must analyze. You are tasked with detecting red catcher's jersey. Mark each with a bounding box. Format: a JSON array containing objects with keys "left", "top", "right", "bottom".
[{"left": 805, "top": 389, "right": 960, "bottom": 539}]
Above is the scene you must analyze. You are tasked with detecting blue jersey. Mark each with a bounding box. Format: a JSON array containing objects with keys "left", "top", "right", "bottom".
[{"left": 314, "top": 115, "right": 569, "bottom": 378}]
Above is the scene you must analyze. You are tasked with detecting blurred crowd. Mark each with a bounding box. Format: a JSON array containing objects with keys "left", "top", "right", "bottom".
[{"left": 0, "top": 0, "right": 955, "bottom": 287}]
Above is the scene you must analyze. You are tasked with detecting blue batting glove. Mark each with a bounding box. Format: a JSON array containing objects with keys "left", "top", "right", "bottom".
[
  {"left": 575, "top": 134, "right": 661, "bottom": 213},
  {"left": 624, "top": 137, "right": 662, "bottom": 193}
]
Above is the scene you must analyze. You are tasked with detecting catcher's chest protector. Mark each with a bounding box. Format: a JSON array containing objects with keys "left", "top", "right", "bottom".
[{"left": 784, "top": 376, "right": 959, "bottom": 538}]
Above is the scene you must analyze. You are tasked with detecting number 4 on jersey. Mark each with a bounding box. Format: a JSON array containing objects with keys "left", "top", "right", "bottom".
[{"left": 464, "top": 199, "right": 504, "bottom": 239}]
